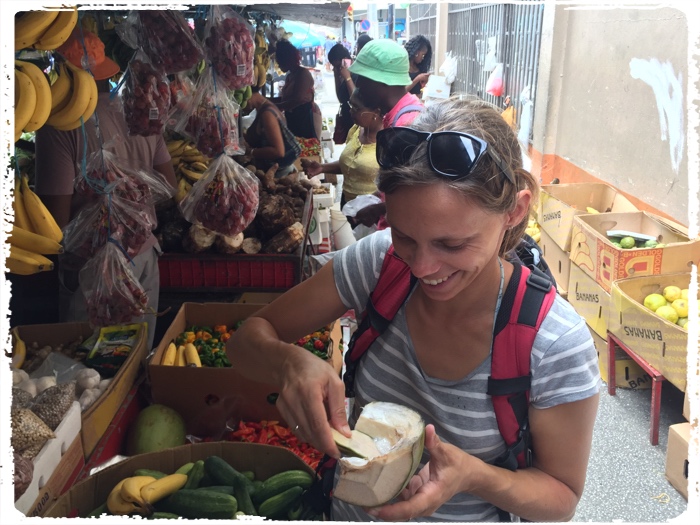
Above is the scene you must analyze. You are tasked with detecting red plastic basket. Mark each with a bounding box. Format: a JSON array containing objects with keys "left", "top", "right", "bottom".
[{"left": 159, "top": 193, "right": 313, "bottom": 292}]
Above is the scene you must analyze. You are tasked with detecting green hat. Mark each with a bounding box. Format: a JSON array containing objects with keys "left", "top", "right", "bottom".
[{"left": 348, "top": 39, "right": 411, "bottom": 86}]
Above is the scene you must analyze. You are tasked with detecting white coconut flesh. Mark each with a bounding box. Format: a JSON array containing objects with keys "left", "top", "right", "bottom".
[{"left": 332, "top": 401, "right": 425, "bottom": 508}]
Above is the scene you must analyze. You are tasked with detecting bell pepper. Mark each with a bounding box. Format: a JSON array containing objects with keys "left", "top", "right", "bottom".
[
  {"left": 183, "top": 331, "right": 196, "bottom": 344},
  {"left": 214, "top": 324, "right": 228, "bottom": 334}
]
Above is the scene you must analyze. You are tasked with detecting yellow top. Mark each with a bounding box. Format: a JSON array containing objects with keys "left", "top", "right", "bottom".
[{"left": 339, "top": 125, "right": 379, "bottom": 198}]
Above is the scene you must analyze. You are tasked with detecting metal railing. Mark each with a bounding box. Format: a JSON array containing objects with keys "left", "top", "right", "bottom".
[{"left": 407, "top": 3, "right": 437, "bottom": 52}]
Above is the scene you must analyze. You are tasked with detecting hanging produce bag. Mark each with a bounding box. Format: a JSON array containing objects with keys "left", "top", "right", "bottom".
[
  {"left": 179, "top": 65, "right": 243, "bottom": 158},
  {"left": 79, "top": 242, "right": 149, "bottom": 327},
  {"left": 138, "top": 10, "right": 205, "bottom": 75},
  {"left": 203, "top": 4, "right": 256, "bottom": 90},
  {"left": 179, "top": 153, "right": 259, "bottom": 237},
  {"left": 167, "top": 71, "right": 197, "bottom": 128},
  {"left": 75, "top": 148, "right": 175, "bottom": 205},
  {"left": 63, "top": 181, "right": 157, "bottom": 261},
  {"left": 121, "top": 50, "right": 171, "bottom": 136},
  {"left": 485, "top": 63, "right": 504, "bottom": 97}
]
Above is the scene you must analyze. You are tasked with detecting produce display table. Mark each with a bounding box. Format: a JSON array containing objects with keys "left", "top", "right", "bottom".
[{"left": 606, "top": 332, "right": 665, "bottom": 446}]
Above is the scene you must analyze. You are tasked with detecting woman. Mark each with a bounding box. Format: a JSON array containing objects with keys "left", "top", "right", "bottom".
[
  {"left": 228, "top": 98, "right": 600, "bottom": 522},
  {"left": 245, "top": 85, "right": 299, "bottom": 178},
  {"left": 274, "top": 38, "right": 318, "bottom": 139},
  {"left": 301, "top": 90, "right": 382, "bottom": 206},
  {"left": 354, "top": 33, "right": 372, "bottom": 57},
  {"left": 327, "top": 43, "right": 355, "bottom": 145},
  {"left": 405, "top": 34, "right": 433, "bottom": 96}
]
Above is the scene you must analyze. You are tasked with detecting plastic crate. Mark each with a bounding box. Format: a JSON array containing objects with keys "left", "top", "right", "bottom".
[{"left": 159, "top": 193, "right": 313, "bottom": 292}]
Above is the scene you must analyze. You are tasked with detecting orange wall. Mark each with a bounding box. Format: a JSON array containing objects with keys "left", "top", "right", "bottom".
[{"left": 529, "top": 148, "right": 680, "bottom": 224}]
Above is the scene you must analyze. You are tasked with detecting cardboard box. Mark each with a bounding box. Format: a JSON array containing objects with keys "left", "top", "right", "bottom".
[
  {"left": 682, "top": 390, "right": 690, "bottom": 421},
  {"left": 608, "top": 272, "right": 690, "bottom": 391},
  {"left": 237, "top": 292, "right": 285, "bottom": 304},
  {"left": 665, "top": 422, "right": 690, "bottom": 500},
  {"left": 45, "top": 442, "right": 314, "bottom": 518},
  {"left": 309, "top": 207, "right": 330, "bottom": 246},
  {"left": 538, "top": 228, "right": 571, "bottom": 296},
  {"left": 149, "top": 303, "right": 344, "bottom": 436},
  {"left": 590, "top": 329, "right": 652, "bottom": 390},
  {"left": 15, "top": 322, "right": 148, "bottom": 459},
  {"left": 538, "top": 183, "right": 638, "bottom": 252},
  {"left": 567, "top": 263, "right": 611, "bottom": 340},
  {"left": 15, "top": 401, "right": 85, "bottom": 517},
  {"left": 569, "top": 211, "right": 699, "bottom": 294}
]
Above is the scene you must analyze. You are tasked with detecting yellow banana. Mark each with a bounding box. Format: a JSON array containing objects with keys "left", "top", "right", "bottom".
[
  {"left": 184, "top": 343, "right": 202, "bottom": 367},
  {"left": 11, "top": 245, "right": 54, "bottom": 270},
  {"left": 11, "top": 327, "right": 27, "bottom": 370},
  {"left": 51, "top": 71, "right": 98, "bottom": 131},
  {"left": 190, "top": 161, "right": 209, "bottom": 172},
  {"left": 180, "top": 166, "right": 205, "bottom": 183},
  {"left": 21, "top": 175, "right": 63, "bottom": 243},
  {"left": 174, "top": 178, "right": 192, "bottom": 203},
  {"left": 33, "top": 7, "right": 78, "bottom": 50},
  {"left": 9, "top": 225, "right": 64, "bottom": 255},
  {"left": 15, "top": 10, "right": 60, "bottom": 50},
  {"left": 45, "top": 61, "right": 93, "bottom": 128},
  {"left": 121, "top": 476, "right": 156, "bottom": 507},
  {"left": 167, "top": 139, "right": 186, "bottom": 154},
  {"left": 15, "top": 69, "right": 37, "bottom": 142},
  {"left": 140, "top": 473, "right": 188, "bottom": 505},
  {"left": 107, "top": 479, "right": 147, "bottom": 516},
  {"left": 180, "top": 154, "right": 208, "bottom": 164},
  {"left": 176, "top": 345, "right": 186, "bottom": 366},
  {"left": 13, "top": 178, "right": 33, "bottom": 232},
  {"left": 6, "top": 249, "right": 46, "bottom": 275},
  {"left": 50, "top": 63, "right": 72, "bottom": 111},
  {"left": 15, "top": 60, "right": 52, "bottom": 132},
  {"left": 161, "top": 342, "right": 177, "bottom": 366}
]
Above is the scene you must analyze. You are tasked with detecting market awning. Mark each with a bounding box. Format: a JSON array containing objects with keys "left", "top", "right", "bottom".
[{"left": 248, "top": 2, "right": 350, "bottom": 27}]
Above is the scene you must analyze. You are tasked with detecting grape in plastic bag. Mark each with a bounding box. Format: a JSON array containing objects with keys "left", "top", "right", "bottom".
[
  {"left": 203, "top": 5, "right": 256, "bottom": 90},
  {"left": 138, "top": 10, "right": 204, "bottom": 75},
  {"left": 121, "top": 50, "right": 171, "bottom": 136},
  {"left": 79, "top": 242, "right": 149, "bottom": 327},
  {"left": 179, "top": 154, "right": 259, "bottom": 237}
]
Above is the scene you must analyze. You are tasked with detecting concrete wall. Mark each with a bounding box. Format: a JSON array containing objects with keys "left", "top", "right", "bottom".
[{"left": 532, "top": 5, "right": 692, "bottom": 226}]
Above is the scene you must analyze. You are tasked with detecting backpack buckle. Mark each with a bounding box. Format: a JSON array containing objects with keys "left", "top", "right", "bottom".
[{"left": 526, "top": 270, "right": 552, "bottom": 293}]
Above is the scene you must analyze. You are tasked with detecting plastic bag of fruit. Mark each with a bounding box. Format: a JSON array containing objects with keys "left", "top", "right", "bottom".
[
  {"left": 175, "top": 65, "right": 244, "bottom": 158},
  {"left": 202, "top": 4, "right": 255, "bottom": 90},
  {"left": 121, "top": 50, "right": 171, "bottom": 137},
  {"left": 179, "top": 153, "right": 259, "bottom": 238},
  {"left": 167, "top": 71, "right": 197, "bottom": 129},
  {"left": 75, "top": 147, "right": 175, "bottom": 206},
  {"left": 63, "top": 181, "right": 157, "bottom": 261},
  {"left": 79, "top": 242, "right": 149, "bottom": 327},
  {"left": 138, "top": 10, "right": 204, "bottom": 75}
]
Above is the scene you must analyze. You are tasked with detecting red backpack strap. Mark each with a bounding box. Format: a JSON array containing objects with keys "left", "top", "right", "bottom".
[
  {"left": 343, "top": 245, "right": 415, "bottom": 398},
  {"left": 488, "top": 265, "right": 557, "bottom": 471}
]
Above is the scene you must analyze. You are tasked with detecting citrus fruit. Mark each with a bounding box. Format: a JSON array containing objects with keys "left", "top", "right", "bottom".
[
  {"left": 619, "top": 236, "right": 636, "bottom": 249},
  {"left": 681, "top": 289, "right": 689, "bottom": 300},
  {"left": 656, "top": 305, "right": 679, "bottom": 324},
  {"left": 663, "top": 285, "right": 682, "bottom": 302},
  {"left": 643, "top": 293, "right": 667, "bottom": 312},
  {"left": 671, "top": 299, "right": 688, "bottom": 318},
  {"left": 677, "top": 317, "right": 689, "bottom": 329}
]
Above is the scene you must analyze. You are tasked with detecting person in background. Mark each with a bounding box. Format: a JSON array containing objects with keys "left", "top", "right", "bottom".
[
  {"left": 354, "top": 33, "right": 372, "bottom": 58},
  {"left": 405, "top": 34, "right": 433, "bottom": 96},
  {"left": 245, "top": 85, "right": 299, "bottom": 178},
  {"left": 301, "top": 89, "right": 382, "bottom": 206},
  {"left": 324, "top": 34, "right": 336, "bottom": 71},
  {"left": 34, "top": 29, "right": 176, "bottom": 350},
  {"left": 274, "top": 39, "right": 318, "bottom": 140},
  {"left": 228, "top": 97, "right": 600, "bottom": 522},
  {"left": 347, "top": 38, "right": 424, "bottom": 227},
  {"left": 327, "top": 43, "right": 356, "bottom": 145},
  {"left": 342, "top": 36, "right": 353, "bottom": 53}
]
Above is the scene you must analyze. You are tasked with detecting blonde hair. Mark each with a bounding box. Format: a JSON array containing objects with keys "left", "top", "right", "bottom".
[{"left": 377, "top": 97, "right": 539, "bottom": 256}]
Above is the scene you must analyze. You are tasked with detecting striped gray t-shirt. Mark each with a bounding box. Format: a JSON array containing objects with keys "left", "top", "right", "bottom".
[{"left": 331, "top": 229, "right": 600, "bottom": 522}]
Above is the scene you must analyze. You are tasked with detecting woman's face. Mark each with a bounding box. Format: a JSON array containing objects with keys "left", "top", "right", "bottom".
[
  {"left": 349, "top": 93, "right": 378, "bottom": 128},
  {"left": 385, "top": 183, "right": 509, "bottom": 302},
  {"left": 414, "top": 46, "right": 428, "bottom": 65}
]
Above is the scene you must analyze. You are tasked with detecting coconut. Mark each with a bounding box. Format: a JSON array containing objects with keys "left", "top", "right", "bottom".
[{"left": 332, "top": 401, "right": 425, "bottom": 508}]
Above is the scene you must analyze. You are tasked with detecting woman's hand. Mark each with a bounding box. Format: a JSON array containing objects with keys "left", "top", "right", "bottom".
[
  {"left": 301, "top": 158, "right": 323, "bottom": 177},
  {"left": 366, "top": 425, "right": 470, "bottom": 521},
  {"left": 417, "top": 72, "right": 431, "bottom": 86}
]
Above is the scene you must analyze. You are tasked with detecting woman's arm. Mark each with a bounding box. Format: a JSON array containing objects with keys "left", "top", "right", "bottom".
[
  {"left": 226, "top": 261, "right": 352, "bottom": 455},
  {"left": 276, "top": 68, "right": 314, "bottom": 111},
  {"left": 250, "top": 110, "right": 286, "bottom": 160},
  {"left": 406, "top": 72, "right": 430, "bottom": 93}
]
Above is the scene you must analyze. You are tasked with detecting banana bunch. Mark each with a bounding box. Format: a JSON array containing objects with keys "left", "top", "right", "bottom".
[
  {"left": 525, "top": 217, "right": 541, "bottom": 244},
  {"left": 14, "top": 60, "right": 52, "bottom": 141},
  {"left": 254, "top": 27, "right": 271, "bottom": 89},
  {"left": 45, "top": 61, "right": 99, "bottom": 131},
  {"left": 6, "top": 176, "right": 64, "bottom": 276},
  {"left": 233, "top": 85, "right": 252, "bottom": 109},
  {"left": 107, "top": 473, "right": 188, "bottom": 515},
  {"left": 168, "top": 139, "right": 210, "bottom": 203},
  {"left": 15, "top": 7, "right": 78, "bottom": 51}
]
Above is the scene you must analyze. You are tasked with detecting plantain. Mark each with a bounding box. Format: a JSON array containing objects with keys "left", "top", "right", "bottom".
[
  {"left": 121, "top": 476, "right": 156, "bottom": 508},
  {"left": 12, "top": 178, "right": 33, "bottom": 231},
  {"left": 45, "top": 61, "right": 94, "bottom": 128},
  {"left": 15, "top": 69, "right": 37, "bottom": 142},
  {"left": 9, "top": 225, "right": 64, "bottom": 255},
  {"left": 33, "top": 7, "right": 78, "bottom": 51},
  {"left": 21, "top": 176, "right": 63, "bottom": 243},
  {"left": 140, "top": 473, "right": 189, "bottom": 505},
  {"left": 161, "top": 342, "right": 177, "bottom": 366},
  {"left": 15, "top": 60, "right": 52, "bottom": 132},
  {"left": 107, "top": 479, "right": 149, "bottom": 516},
  {"left": 15, "top": 10, "right": 60, "bottom": 50}
]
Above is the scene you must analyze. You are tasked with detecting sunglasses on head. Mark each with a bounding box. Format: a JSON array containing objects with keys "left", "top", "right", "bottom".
[{"left": 376, "top": 127, "right": 515, "bottom": 184}]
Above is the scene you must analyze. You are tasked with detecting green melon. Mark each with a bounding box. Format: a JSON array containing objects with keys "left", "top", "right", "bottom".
[{"left": 126, "top": 404, "right": 186, "bottom": 455}]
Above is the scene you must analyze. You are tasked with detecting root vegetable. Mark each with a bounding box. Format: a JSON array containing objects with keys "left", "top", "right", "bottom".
[
  {"left": 182, "top": 223, "right": 217, "bottom": 253},
  {"left": 215, "top": 232, "right": 244, "bottom": 254},
  {"left": 79, "top": 388, "right": 101, "bottom": 411},
  {"left": 35, "top": 375, "right": 57, "bottom": 394},
  {"left": 241, "top": 237, "right": 261, "bottom": 254},
  {"left": 262, "top": 222, "right": 305, "bottom": 254},
  {"left": 75, "top": 368, "right": 101, "bottom": 394}
]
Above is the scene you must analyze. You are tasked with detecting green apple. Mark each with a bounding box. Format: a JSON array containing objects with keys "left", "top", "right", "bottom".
[
  {"left": 656, "top": 305, "right": 679, "bottom": 324},
  {"left": 643, "top": 293, "right": 667, "bottom": 312}
]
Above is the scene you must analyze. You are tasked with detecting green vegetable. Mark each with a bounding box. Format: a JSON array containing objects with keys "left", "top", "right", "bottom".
[
  {"left": 184, "top": 460, "right": 205, "bottom": 490},
  {"left": 257, "top": 486, "right": 304, "bottom": 519},
  {"left": 204, "top": 456, "right": 257, "bottom": 516},
  {"left": 253, "top": 470, "right": 313, "bottom": 505},
  {"left": 196, "top": 485, "right": 235, "bottom": 495},
  {"left": 164, "top": 489, "right": 238, "bottom": 519},
  {"left": 148, "top": 512, "right": 181, "bottom": 519},
  {"left": 134, "top": 468, "right": 168, "bottom": 480},
  {"left": 175, "top": 462, "right": 195, "bottom": 475},
  {"left": 86, "top": 503, "right": 108, "bottom": 518}
]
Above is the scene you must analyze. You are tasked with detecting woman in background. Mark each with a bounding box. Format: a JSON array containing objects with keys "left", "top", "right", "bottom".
[
  {"left": 274, "top": 39, "right": 317, "bottom": 139},
  {"left": 405, "top": 34, "right": 433, "bottom": 96},
  {"left": 328, "top": 43, "right": 356, "bottom": 145}
]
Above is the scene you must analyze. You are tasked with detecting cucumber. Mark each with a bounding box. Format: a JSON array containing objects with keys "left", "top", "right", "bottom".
[
  {"left": 253, "top": 470, "right": 313, "bottom": 505},
  {"left": 86, "top": 502, "right": 108, "bottom": 518},
  {"left": 199, "top": 471, "right": 214, "bottom": 487},
  {"left": 249, "top": 479, "right": 264, "bottom": 497},
  {"left": 148, "top": 512, "right": 180, "bottom": 519},
  {"left": 204, "top": 456, "right": 256, "bottom": 515},
  {"left": 175, "top": 462, "right": 195, "bottom": 475},
  {"left": 184, "top": 460, "right": 205, "bottom": 489},
  {"left": 242, "top": 470, "right": 255, "bottom": 481},
  {"left": 257, "top": 485, "right": 304, "bottom": 519},
  {"left": 134, "top": 469, "right": 167, "bottom": 480},
  {"left": 232, "top": 475, "right": 257, "bottom": 516},
  {"left": 164, "top": 489, "right": 238, "bottom": 519},
  {"left": 196, "top": 485, "right": 235, "bottom": 495}
]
